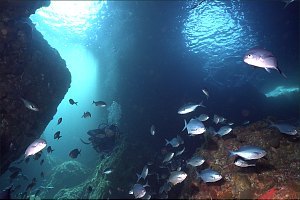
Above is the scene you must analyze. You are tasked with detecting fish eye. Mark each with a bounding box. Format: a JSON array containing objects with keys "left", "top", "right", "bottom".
[{"left": 247, "top": 54, "right": 252, "bottom": 58}]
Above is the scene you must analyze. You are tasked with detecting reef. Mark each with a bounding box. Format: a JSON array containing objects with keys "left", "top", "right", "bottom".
[
  {"left": 0, "top": 0, "right": 71, "bottom": 175},
  {"left": 39, "top": 160, "right": 89, "bottom": 198},
  {"left": 179, "top": 119, "right": 300, "bottom": 199}
]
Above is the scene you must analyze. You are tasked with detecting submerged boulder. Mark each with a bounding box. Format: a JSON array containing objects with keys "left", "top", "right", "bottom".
[{"left": 0, "top": 0, "right": 71, "bottom": 175}]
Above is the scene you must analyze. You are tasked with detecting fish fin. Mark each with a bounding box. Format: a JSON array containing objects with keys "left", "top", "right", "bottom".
[
  {"left": 75, "top": 102, "right": 78, "bottom": 105},
  {"left": 275, "top": 66, "right": 287, "bottom": 78},
  {"left": 165, "top": 139, "right": 170, "bottom": 146},
  {"left": 144, "top": 181, "right": 150, "bottom": 188},
  {"left": 228, "top": 150, "right": 235, "bottom": 157},
  {"left": 264, "top": 68, "right": 271, "bottom": 73},
  {"left": 182, "top": 120, "right": 187, "bottom": 132},
  {"left": 199, "top": 101, "right": 206, "bottom": 108},
  {"left": 136, "top": 173, "right": 141, "bottom": 182}
]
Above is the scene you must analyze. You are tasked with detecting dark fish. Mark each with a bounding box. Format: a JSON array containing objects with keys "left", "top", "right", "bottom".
[
  {"left": 40, "top": 159, "right": 44, "bottom": 165},
  {"left": 69, "top": 148, "right": 81, "bottom": 158},
  {"left": 33, "top": 151, "right": 42, "bottom": 160},
  {"left": 54, "top": 131, "right": 62, "bottom": 140},
  {"left": 9, "top": 171, "right": 20, "bottom": 180},
  {"left": 87, "top": 186, "right": 93, "bottom": 193},
  {"left": 69, "top": 99, "right": 78, "bottom": 105},
  {"left": 82, "top": 112, "right": 91, "bottom": 118},
  {"left": 8, "top": 166, "right": 22, "bottom": 173},
  {"left": 92, "top": 100, "right": 107, "bottom": 107},
  {"left": 57, "top": 117, "right": 62, "bottom": 125},
  {"left": 25, "top": 157, "right": 30, "bottom": 163},
  {"left": 40, "top": 172, "right": 44, "bottom": 179},
  {"left": 47, "top": 146, "right": 54, "bottom": 153},
  {"left": 0, "top": 185, "right": 13, "bottom": 199}
]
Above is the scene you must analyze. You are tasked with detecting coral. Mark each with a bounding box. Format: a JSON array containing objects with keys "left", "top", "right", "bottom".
[{"left": 180, "top": 120, "right": 300, "bottom": 199}]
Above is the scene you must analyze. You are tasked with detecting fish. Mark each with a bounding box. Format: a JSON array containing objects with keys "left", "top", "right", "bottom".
[
  {"left": 25, "top": 182, "right": 36, "bottom": 192},
  {"left": 268, "top": 120, "right": 297, "bottom": 135},
  {"left": 33, "top": 151, "right": 42, "bottom": 160},
  {"left": 24, "top": 139, "right": 47, "bottom": 159},
  {"left": 103, "top": 168, "right": 113, "bottom": 174},
  {"left": 197, "top": 114, "right": 209, "bottom": 121},
  {"left": 242, "top": 120, "right": 250, "bottom": 125},
  {"left": 216, "top": 126, "right": 232, "bottom": 137},
  {"left": 20, "top": 97, "right": 39, "bottom": 111},
  {"left": 228, "top": 145, "right": 266, "bottom": 160},
  {"left": 234, "top": 157, "right": 256, "bottom": 167},
  {"left": 69, "top": 99, "right": 78, "bottom": 105},
  {"left": 150, "top": 125, "right": 156, "bottom": 136},
  {"left": 8, "top": 166, "right": 22, "bottom": 173},
  {"left": 213, "top": 114, "right": 226, "bottom": 124},
  {"left": 243, "top": 48, "right": 287, "bottom": 78},
  {"left": 178, "top": 102, "right": 205, "bottom": 114},
  {"left": 40, "top": 159, "right": 44, "bottom": 165},
  {"left": 69, "top": 148, "right": 81, "bottom": 158},
  {"left": 9, "top": 171, "right": 20, "bottom": 180},
  {"left": 47, "top": 146, "right": 54, "bottom": 153},
  {"left": 57, "top": 117, "right": 62, "bottom": 125},
  {"left": 137, "top": 165, "right": 148, "bottom": 182},
  {"left": 54, "top": 131, "right": 62, "bottom": 140},
  {"left": 132, "top": 182, "right": 149, "bottom": 199},
  {"left": 202, "top": 88, "right": 209, "bottom": 99},
  {"left": 82, "top": 112, "right": 92, "bottom": 118},
  {"left": 197, "top": 168, "right": 222, "bottom": 183},
  {"left": 168, "top": 171, "right": 187, "bottom": 185},
  {"left": 182, "top": 118, "right": 206, "bottom": 136},
  {"left": 163, "top": 152, "right": 174, "bottom": 163},
  {"left": 165, "top": 135, "right": 184, "bottom": 148},
  {"left": 40, "top": 172, "right": 44, "bottom": 179},
  {"left": 283, "top": 0, "right": 295, "bottom": 8},
  {"left": 92, "top": 100, "right": 106, "bottom": 107},
  {"left": 187, "top": 156, "right": 205, "bottom": 167},
  {"left": 0, "top": 185, "right": 13, "bottom": 199},
  {"left": 175, "top": 147, "right": 185, "bottom": 156}
]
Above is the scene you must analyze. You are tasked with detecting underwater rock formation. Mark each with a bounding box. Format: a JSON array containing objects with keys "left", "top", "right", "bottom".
[
  {"left": 0, "top": 0, "right": 71, "bottom": 175},
  {"left": 179, "top": 120, "right": 300, "bottom": 199},
  {"left": 40, "top": 160, "right": 89, "bottom": 198}
]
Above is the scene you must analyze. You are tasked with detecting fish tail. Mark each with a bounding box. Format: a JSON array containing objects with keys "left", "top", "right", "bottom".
[
  {"left": 228, "top": 150, "right": 235, "bottom": 157},
  {"left": 92, "top": 101, "right": 95, "bottom": 104},
  {"left": 136, "top": 173, "right": 141, "bottom": 182},
  {"left": 199, "top": 101, "right": 206, "bottom": 108},
  {"left": 182, "top": 120, "right": 187, "bottom": 132},
  {"left": 275, "top": 66, "right": 287, "bottom": 78},
  {"left": 165, "top": 139, "right": 170, "bottom": 146},
  {"left": 75, "top": 102, "right": 78, "bottom": 105}
]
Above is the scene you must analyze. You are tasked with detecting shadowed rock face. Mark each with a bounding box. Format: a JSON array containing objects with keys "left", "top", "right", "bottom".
[{"left": 0, "top": 0, "right": 71, "bottom": 175}]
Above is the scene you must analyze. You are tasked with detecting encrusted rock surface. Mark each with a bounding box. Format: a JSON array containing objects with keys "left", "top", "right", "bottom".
[
  {"left": 180, "top": 120, "right": 300, "bottom": 199},
  {"left": 0, "top": 0, "right": 71, "bottom": 175}
]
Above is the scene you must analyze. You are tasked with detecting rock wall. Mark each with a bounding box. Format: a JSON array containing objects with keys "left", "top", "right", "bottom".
[{"left": 0, "top": 0, "right": 71, "bottom": 175}]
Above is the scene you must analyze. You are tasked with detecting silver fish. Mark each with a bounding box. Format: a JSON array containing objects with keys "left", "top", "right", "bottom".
[
  {"left": 165, "top": 135, "right": 184, "bottom": 148},
  {"left": 182, "top": 118, "right": 206, "bottom": 136},
  {"left": 20, "top": 98, "right": 39, "bottom": 111},
  {"left": 163, "top": 152, "right": 174, "bottom": 163},
  {"left": 133, "top": 182, "right": 149, "bottom": 199},
  {"left": 178, "top": 102, "right": 205, "bottom": 115},
  {"left": 24, "top": 139, "right": 47, "bottom": 159},
  {"left": 243, "top": 48, "right": 287, "bottom": 78},
  {"left": 268, "top": 120, "right": 297, "bottom": 135},
  {"left": 234, "top": 157, "right": 256, "bottom": 167},
  {"left": 137, "top": 165, "right": 148, "bottom": 182},
  {"left": 168, "top": 171, "right": 187, "bottom": 185},
  {"left": 175, "top": 147, "right": 185, "bottom": 156},
  {"left": 197, "top": 168, "right": 222, "bottom": 183},
  {"left": 150, "top": 125, "right": 155, "bottom": 136},
  {"left": 229, "top": 145, "right": 266, "bottom": 160},
  {"left": 202, "top": 88, "right": 209, "bottom": 99},
  {"left": 216, "top": 126, "right": 232, "bottom": 137},
  {"left": 187, "top": 156, "right": 205, "bottom": 167},
  {"left": 197, "top": 114, "right": 209, "bottom": 121}
]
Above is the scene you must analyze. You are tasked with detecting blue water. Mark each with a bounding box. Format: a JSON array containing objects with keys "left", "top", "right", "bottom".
[{"left": 1, "top": 0, "right": 299, "bottom": 199}]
